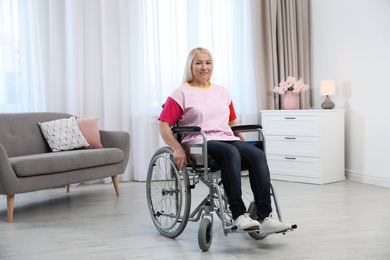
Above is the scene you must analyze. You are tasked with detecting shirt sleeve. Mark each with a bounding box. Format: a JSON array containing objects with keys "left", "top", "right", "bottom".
[
  {"left": 229, "top": 101, "right": 237, "bottom": 122},
  {"left": 158, "top": 97, "right": 183, "bottom": 125}
]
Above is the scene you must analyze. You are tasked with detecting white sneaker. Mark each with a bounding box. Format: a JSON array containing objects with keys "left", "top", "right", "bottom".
[
  {"left": 233, "top": 213, "right": 260, "bottom": 231},
  {"left": 260, "top": 214, "right": 291, "bottom": 234}
]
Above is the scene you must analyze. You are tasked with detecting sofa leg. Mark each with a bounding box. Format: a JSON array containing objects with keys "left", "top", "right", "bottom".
[
  {"left": 65, "top": 185, "right": 70, "bottom": 193},
  {"left": 112, "top": 175, "right": 120, "bottom": 196},
  {"left": 7, "top": 195, "right": 15, "bottom": 223}
]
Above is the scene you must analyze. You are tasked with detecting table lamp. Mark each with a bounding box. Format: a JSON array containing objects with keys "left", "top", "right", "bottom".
[{"left": 320, "top": 80, "right": 336, "bottom": 109}]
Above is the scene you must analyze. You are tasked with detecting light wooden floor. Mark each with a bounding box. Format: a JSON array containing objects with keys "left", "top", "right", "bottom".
[{"left": 1, "top": 180, "right": 390, "bottom": 259}]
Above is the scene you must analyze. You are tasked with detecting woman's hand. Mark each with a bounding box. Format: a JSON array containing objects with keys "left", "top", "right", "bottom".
[{"left": 173, "top": 147, "right": 187, "bottom": 171}]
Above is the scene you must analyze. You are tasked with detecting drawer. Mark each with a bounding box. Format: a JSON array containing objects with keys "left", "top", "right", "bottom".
[
  {"left": 265, "top": 136, "right": 320, "bottom": 157},
  {"left": 267, "top": 155, "right": 320, "bottom": 179},
  {"left": 262, "top": 115, "right": 320, "bottom": 136}
]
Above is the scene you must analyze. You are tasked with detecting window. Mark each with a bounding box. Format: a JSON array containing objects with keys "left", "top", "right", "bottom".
[
  {"left": 0, "top": 0, "right": 20, "bottom": 112},
  {"left": 0, "top": 0, "right": 257, "bottom": 119},
  {"left": 142, "top": 0, "right": 256, "bottom": 118}
]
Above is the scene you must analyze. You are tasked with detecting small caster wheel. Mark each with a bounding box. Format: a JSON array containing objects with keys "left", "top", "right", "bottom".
[{"left": 198, "top": 218, "right": 212, "bottom": 251}]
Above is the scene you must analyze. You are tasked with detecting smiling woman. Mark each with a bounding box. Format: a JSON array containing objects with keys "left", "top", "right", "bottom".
[{"left": 183, "top": 47, "right": 213, "bottom": 87}]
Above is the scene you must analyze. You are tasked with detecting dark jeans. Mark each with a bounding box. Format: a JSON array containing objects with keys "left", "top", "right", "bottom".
[{"left": 207, "top": 140, "right": 272, "bottom": 220}]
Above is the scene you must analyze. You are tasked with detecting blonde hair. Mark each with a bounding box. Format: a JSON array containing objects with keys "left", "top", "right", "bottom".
[{"left": 182, "top": 47, "right": 213, "bottom": 84}]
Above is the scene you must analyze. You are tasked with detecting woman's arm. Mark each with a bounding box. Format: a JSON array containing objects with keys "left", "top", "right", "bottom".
[
  {"left": 228, "top": 120, "right": 245, "bottom": 141},
  {"left": 159, "top": 120, "right": 187, "bottom": 170}
]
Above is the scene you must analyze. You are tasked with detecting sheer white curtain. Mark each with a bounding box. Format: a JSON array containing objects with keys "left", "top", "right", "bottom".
[
  {"left": 130, "top": 0, "right": 260, "bottom": 180},
  {"left": 0, "top": 0, "right": 259, "bottom": 181},
  {"left": 0, "top": 0, "right": 46, "bottom": 112}
]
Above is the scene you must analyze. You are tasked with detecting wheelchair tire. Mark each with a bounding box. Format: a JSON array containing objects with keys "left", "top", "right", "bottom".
[
  {"left": 146, "top": 147, "right": 191, "bottom": 238},
  {"left": 198, "top": 218, "right": 213, "bottom": 252},
  {"left": 247, "top": 202, "right": 268, "bottom": 240}
]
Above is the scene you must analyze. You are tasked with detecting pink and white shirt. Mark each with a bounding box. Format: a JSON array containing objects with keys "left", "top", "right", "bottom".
[{"left": 159, "top": 83, "right": 240, "bottom": 144}]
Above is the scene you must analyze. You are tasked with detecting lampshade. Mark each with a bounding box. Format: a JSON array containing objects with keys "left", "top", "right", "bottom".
[{"left": 320, "top": 80, "right": 336, "bottom": 96}]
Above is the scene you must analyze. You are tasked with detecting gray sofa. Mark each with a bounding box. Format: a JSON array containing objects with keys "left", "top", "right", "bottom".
[{"left": 0, "top": 112, "right": 130, "bottom": 222}]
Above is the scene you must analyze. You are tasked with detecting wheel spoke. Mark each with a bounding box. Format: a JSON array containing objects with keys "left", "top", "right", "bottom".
[{"left": 146, "top": 147, "right": 191, "bottom": 238}]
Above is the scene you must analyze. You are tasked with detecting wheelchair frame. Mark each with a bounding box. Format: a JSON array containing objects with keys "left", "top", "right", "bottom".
[{"left": 146, "top": 124, "right": 295, "bottom": 251}]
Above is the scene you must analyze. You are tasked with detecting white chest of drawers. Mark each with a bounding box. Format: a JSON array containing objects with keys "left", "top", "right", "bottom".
[{"left": 261, "top": 109, "right": 345, "bottom": 184}]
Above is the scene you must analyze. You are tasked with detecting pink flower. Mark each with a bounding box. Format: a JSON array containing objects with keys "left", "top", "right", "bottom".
[{"left": 273, "top": 76, "right": 308, "bottom": 94}]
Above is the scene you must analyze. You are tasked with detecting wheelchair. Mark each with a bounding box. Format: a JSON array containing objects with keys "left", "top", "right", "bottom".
[{"left": 146, "top": 123, "right": 297, "bottom": 251}]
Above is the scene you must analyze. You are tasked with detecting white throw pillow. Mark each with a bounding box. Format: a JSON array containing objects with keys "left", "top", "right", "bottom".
[{"left": 38, "top": 116, "right": 90, "bottom": 152}]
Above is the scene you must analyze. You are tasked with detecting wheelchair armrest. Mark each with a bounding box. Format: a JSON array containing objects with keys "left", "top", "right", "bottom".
[
  {"left": 231, "top": 124, "right": 262, "bottom": 133},
  {"left": 172, "top": 126, "right": 202, "bottom": 134}
]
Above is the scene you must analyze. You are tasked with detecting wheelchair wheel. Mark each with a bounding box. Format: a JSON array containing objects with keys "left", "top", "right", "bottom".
[
  {"left": 198, "top": 218, "right": 213, "bottom": 252},
  {"left": 247, "top": 202, "right": 268, "bottom": 240},
  {"left": 146, "top": 147, "right": 191, "bottom": 238}
]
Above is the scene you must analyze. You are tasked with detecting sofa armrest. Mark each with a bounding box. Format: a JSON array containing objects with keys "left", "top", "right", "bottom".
[
  {"left": 99, "top": 130, "right": 130, "bottom": 170},
  {"left": 0, "top": 144, "right": 19, "bottom": 195}
]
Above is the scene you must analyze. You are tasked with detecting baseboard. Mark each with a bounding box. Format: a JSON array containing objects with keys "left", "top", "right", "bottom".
[{"left": 346, "top": 170, "right": 390, "bottom": 189}]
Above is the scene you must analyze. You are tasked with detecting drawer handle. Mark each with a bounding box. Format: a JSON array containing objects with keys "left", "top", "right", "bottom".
[
  {"left": 285, "top": 157, "right": 296, "bottom": 160},
  {"left": 285, "top": 137, "right": 296, "bottom": 140},
  {"left": 284, "top": 117, "right": 296, "bottom": 120}
]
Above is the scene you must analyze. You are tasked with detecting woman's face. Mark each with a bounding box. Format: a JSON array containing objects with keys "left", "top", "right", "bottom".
[{"left": 191, "top": 52, "right": 213, "bottom": 85}]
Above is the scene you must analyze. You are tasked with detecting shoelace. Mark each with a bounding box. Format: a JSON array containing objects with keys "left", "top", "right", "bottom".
[
  {"left": 242, "top": 213, "right": 251, "bottom": 219},
  {"left": 264, "top": 216, "right": 282, "bottom": 226},
  {"left": 234, "top": 213, "right": 253, "bottom": 222}
]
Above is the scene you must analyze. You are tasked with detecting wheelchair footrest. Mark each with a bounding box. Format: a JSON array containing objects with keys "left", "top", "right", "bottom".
[
  {"left": 229, "top": 223, "right": 297, "bottom": 235},
  {"left": 262, "top": 224, "right": 298, "bottom": 236},
  {"left": 227, "top": 225, "right": 259, "bottom": 234}
]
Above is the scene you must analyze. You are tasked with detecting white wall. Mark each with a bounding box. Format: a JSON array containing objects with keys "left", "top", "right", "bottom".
[{"left": 310, "top": 0, "right": 390, "bottom": 187}]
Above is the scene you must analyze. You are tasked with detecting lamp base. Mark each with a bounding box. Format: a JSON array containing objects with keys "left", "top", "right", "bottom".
[{"left": 321, "top": 95, "right": 335, "bottom": 109}]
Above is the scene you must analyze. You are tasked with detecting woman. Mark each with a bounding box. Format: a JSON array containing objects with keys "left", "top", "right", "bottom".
[{"left": 158, "top": 47, "right": 291, "bottom": 233}]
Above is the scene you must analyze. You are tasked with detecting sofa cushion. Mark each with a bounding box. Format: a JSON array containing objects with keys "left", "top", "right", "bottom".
[
  {"left": 9, "top": 148, "right": 124, "bottom": 177},
  {"left": 38, "top": 116, "right": 90, "bottom": 152},
  {"left": 77, "top": 117, "right": 103, "bottom": 149}
]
